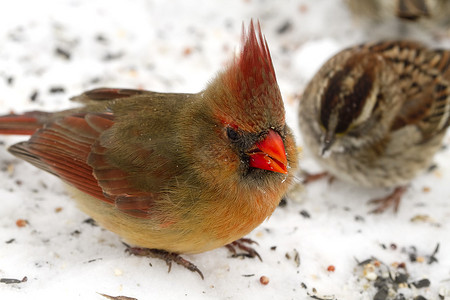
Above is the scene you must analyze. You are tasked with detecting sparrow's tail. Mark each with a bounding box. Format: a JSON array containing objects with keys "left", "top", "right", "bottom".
[{"left": 0, "top": 111, "right": 50, "bottom": 135}]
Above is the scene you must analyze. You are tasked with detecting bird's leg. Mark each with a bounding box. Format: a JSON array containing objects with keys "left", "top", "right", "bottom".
[
  {"left": 225, "top": 238, "right": 262, "bottom": 261},
  {"left": 123, "top": 243, "right": 204, "bottom": 279},
  {"left": 301, "top": 171, "right": 334, "bottom": 184},
  {"left": 368, "top": 186, "right": 407, "bottom": 214}
]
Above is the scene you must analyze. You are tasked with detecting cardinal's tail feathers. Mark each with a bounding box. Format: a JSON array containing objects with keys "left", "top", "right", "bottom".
[{"left": 0, "top": 111, "right": 50, "bottom": 135}]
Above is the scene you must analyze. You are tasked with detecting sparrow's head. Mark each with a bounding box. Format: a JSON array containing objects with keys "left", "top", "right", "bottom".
[
  {"left": 202, "top": 20, "right": 295, "bottom": 182},
  {"left": 313, "top": 50, "right": 391, "bottom": 155}
]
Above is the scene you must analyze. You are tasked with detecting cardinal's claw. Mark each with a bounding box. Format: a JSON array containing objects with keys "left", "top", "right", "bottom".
[
  {"left": 226, "top": 238, "right": 262, "bottom": 261},
  {"left": 123, "top": 243, "right": 204, "bottom": 280}
]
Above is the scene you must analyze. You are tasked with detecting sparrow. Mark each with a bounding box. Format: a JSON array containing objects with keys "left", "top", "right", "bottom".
[{"left": 298, "top": 40, "right": 450, "bottom": 213}]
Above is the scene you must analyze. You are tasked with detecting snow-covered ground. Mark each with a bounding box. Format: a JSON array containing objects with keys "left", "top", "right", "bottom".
[{"left": 0, "top": 1, "right": 449, "bottom": 299}]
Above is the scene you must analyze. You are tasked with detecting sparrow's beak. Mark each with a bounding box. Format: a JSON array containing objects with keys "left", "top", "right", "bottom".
[
  {"left": 248, "top": 129, "right": 288, "bottom": 174},
  {"left": 320, "top": 130, "right": 335, "bottom": 156}
]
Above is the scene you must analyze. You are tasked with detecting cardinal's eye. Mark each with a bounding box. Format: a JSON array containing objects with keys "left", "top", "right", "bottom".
[{"left": 226, "top": 127, "right": 239, "bottom": 141}]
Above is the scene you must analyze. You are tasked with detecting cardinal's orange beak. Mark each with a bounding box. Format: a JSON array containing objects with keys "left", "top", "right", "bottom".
[{"left": 248, "top": 129, "right": 288, "bottom": 174}]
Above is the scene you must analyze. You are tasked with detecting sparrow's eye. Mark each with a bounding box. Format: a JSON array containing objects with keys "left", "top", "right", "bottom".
[{"left": 226, "top": 127, "right": 239, "bottom": 141}]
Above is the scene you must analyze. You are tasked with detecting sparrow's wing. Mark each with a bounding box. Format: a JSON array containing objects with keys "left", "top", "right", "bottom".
[{"left": 379, "top": 42, "right": 450, "bottom": 140}]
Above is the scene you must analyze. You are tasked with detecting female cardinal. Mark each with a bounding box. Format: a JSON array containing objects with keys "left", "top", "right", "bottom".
[{"left": 0, "top": 21, "right": 297, "bottom": 278}]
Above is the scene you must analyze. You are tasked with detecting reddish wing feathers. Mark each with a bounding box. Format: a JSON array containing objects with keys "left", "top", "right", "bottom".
[
  {"left": 9, "top": 114, "right": 107, "bottom": 201},
  {"left": 7, "top": 112, "right": 157, "bottom": 218},
  {"left": 86, "top": 114, "right": 158, "bottom": 217}
]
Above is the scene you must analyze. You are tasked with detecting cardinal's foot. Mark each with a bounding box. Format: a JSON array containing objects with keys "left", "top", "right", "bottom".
[
  {"left": 225, "top": 238, "right": 262, "bottom": 261},
  {"left": 124, "top": 244, "right": 204, "bottom": 279},
  {"left": 368, "top": 186, "right": 407, "bottom": 214}
]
